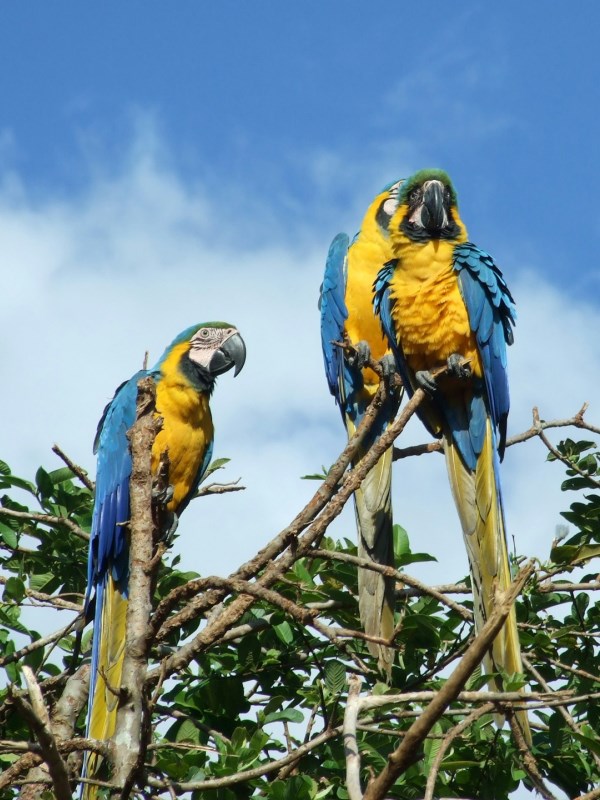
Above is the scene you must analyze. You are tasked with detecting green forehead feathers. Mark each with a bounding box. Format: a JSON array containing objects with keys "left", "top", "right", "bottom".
[{"left": 399, "top": 169, "right": 458, "bottom": 206}]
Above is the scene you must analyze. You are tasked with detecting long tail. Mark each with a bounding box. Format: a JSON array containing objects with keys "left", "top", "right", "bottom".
[
  {"left": 347, "top": 417, "right": 396, "bottom": 674},
  {"left": 83, "top": 576, "right": 128, "bottom": 799},
  {"left": 444, "top": 418, "right": 530, "bottom": 743}
]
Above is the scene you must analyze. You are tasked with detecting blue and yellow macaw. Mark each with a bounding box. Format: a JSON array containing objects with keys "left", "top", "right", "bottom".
[
  {"left": 320, "top": 180, "right": 404, "bottom": 674},
  {"left": 373, "top": 169, "right": 529, "bottom": 739},
  {"left": 83, "top": 322, "right": 246, "bottom": 795}
]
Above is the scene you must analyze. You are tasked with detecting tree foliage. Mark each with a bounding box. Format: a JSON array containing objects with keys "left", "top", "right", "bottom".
[{"left": 0, "top": 399, "right": 599, "bottom": 800}]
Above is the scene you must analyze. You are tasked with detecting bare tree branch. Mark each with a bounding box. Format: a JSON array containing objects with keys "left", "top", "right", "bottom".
[
  {"left": 113, "top": 376, "right": 162, "bottom": 798},
  {"left": 10, "top": 667, "right": 72, "bottom": 800},
  {"left": 393, "top": 403, "right": 600, "bottom": 461},
  {"left": 19, "top": 665, "right": 90, "bottom": 800}
]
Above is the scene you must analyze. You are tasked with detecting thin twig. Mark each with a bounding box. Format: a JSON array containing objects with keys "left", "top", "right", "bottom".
[
  {"left": 424, "top": 703, "right": 495, "bottom": 800},
  {"left": 0, "top": 619, "right": 79, "bottom": 668},
  {"left": 52, "top": 444, "right": 95, "bottom": 491},
  {"left": 392, "top": 403, "right": 600, "bottom": 461},
  {"left": 523, "top": 655, "right": 600, "bottom": 771},
  {"left": 0, "top": 507, "right": 89, "bottom": 541},
  {"left": 311, "top": 548, "right": 473, "bottom": 621},
  {"left": 196, "top": 480, "right": 245, "bottom": 497}
]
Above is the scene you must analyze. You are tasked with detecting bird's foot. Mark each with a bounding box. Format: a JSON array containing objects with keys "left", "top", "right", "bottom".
[
  {"left": 415, "top": 369, "right": 438, "bottom": 395},
  {"left": 379, "top": 353, "right": 396, "bottom": 380},
  {"left": 152, "top": 483, "right": 174, "bottom": 507},
  {"left": 447, "top": 353, "right": 472, "bottom": 380},
  {"left": 161, "top": 511, "right": 179, "bottom": 544},
  {"left": 379, "top": 353, "right": 402, "bottom": 394},
  {"left": 347, "top": 340, "right": 371, "bottom": 370}
]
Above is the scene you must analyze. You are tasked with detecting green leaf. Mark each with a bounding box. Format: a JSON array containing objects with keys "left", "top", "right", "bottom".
[
  {"left": 198, "top": 457, "right": 230, "bottom": 484},
  {"left": 35, "top": 467, "right": 54, "bottom": 499},
  {"left": 551, "top": 543, "right": 600, "bottom": 566},
  {"left": 264, "top": 708, "right": 304, "bottom": 724},
  {"left": 324, "top": 661, "right": 346, "bottom": 695},
  {"left": 175, "top": 719, "right": 201, "bottom": 744},
  {"left": 393, "top": 524, "right": 410, "bottom": 559},
  {"left": 3, "top": 577, "right": 26, "bottom": 603},
  {"left": 0, "top": 524, "right": 18, "bottom": 549},
  {"left": 273, "top": 620, "right": 295, "bottom": 645}
]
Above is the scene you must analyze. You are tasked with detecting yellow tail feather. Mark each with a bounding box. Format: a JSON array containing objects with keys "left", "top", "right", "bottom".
[
  {"left": 84, "top": 577, "right": 128, "bottom": 800},
  {"left": 347, "top": 417, "right": 396, "bottom": 675},
  {"left": 444, "top": 420, "right": 531, "bottom": 743}
]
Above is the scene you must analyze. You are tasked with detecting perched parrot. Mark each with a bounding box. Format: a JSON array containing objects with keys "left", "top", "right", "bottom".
[
  {"left": 320, "top": 180, "right": 404, "bottom": 674},
  {"left": 373, "top": 169, "right": 530, "bottom": 740},
  {"left": 82, "top": 322, "right": 246, "bottom": 795}
]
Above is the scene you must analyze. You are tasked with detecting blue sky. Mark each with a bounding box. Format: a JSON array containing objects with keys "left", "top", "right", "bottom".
[
  {"left": 2, "top": 1, "right": 600, "bottom": 286},
  {"left": 1, "top": 8, "right": 599, "bottom": 794}
]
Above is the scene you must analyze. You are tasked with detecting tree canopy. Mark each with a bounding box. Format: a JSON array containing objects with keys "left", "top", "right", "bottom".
[{"left": 0, "top": 381, "right": 599, "bottom": 800}]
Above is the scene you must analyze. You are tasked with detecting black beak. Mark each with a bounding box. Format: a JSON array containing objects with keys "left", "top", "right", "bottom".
[
  {"left": 209, "top": 331, "right": 247, "bottom": 377},
  {"left": 422, "top": 181, "right": 446, "bottom": 232}
]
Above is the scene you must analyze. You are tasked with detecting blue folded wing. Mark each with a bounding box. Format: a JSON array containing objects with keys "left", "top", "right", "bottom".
[
  {"left": 453, "top": 243, "right": 516, "bottom": 458},
  {"left": 373, "top": 259, "right": 415, "bottom": 401},
  {"left": 319, "top": 233, "right": 350, "bottom": 417},
  {"left": 86, "top": 370, "right": 147, "bottom": 611}
]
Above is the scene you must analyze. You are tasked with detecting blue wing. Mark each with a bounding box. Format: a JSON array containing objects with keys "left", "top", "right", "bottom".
[
  {"left": 86, "top": 369, "right": 148, "bottom": 613},
  {"left": 373, "top": 259, "right": 416, "bottom": 398},
  {"left": 319, "top": 233, "right": 349, "bottom": 412},
  {"left": 453, "top": 243, "right": 516, "bottom": 459}
]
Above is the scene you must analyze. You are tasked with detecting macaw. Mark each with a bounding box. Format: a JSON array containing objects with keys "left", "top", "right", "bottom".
[
  {"left": 82, "top": 322, "right": 246, "bottom": 795},
  {"left": 320, "top": 180, "right": 404, "bottom": 674},
  {"left": 373, "top": 169, "right": 530, "bottom": 740}
]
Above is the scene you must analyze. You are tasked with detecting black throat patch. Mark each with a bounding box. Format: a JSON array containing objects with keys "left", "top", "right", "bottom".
[
  {"left": 399, "top": 213, "right": 462, "bottom": 243},
  {"left": 179, "top": 352, "right": 215, "bottom": 394}
]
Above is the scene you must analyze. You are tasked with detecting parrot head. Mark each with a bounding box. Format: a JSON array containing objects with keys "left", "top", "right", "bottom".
[
  {"left": 394, "top": 169, "right": 466, "bottom": 243},
  {"left": 158, "top": 322, "right": 246, "bottom": 391}
]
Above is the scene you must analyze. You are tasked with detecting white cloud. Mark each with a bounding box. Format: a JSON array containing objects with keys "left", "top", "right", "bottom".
[{"left": 1, "top": 120, "right": 598, "bottom": 601}]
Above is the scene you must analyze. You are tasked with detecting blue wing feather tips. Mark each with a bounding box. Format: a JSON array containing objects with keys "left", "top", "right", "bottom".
[
  {"left": 320, "top": 233, "right": 350, "bottom": 410},
  {"left": 453, "top": 243, "right": 516, "bottom": 461}
]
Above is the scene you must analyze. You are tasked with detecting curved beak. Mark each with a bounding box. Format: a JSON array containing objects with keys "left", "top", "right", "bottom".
[
  {"left": 209, "top": 331, "right": 247, "bottom": 377},
  {"left": 422, "top": 180, "right": 447, "bottom": 232}
]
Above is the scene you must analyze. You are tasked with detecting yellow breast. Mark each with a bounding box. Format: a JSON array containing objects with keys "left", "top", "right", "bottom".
[
  {"left": 389, "top": 239, "right": 483, "bottom": 378},
  {"left": 344, "top": 191, "right": 394, "bottom": 392},
  {"left": 152, "top": 348, "right": 213, "bottom": 511}
]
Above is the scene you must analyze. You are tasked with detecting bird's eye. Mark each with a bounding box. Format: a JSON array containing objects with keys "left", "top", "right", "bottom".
[
  {"left": 444, "top": 188, "right": 452, "bottom": 203},
  {"left": 409, "top": 189, "right": 420, "bottom": 204},
  {"left": 201, "top": 329, "right": 209, "bottom": 337}
]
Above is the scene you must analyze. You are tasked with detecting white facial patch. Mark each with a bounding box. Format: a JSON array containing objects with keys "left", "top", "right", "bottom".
[{"left": 188, "top": 327, "right": 235, "bottom": 368}]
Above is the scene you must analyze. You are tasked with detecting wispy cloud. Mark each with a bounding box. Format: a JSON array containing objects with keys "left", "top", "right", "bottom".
[{"left": 381, "top": 18, "right": 516, "bottom": 147}]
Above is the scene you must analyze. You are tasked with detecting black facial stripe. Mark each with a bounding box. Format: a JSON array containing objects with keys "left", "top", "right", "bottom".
[{"left": 375, "top": 202, "right": 392, "bottom": 231}]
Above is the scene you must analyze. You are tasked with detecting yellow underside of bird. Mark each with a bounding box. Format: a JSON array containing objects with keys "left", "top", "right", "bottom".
[
  {"left": 345, "top": 189, "right": 395, "bottom": 393},
  {"left": 153, "top": 342, "right": 215, "bottom": 510},
  {"left": 387, "top": 237, "right": 483, "bottom": 379}
]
